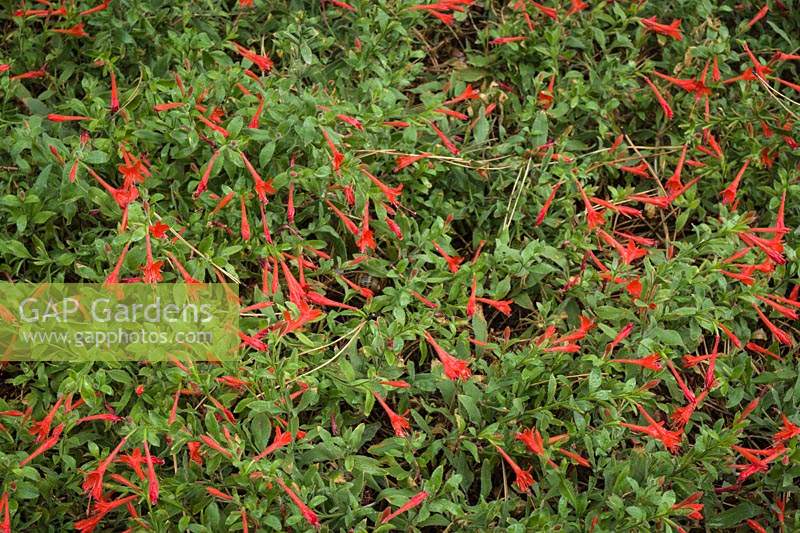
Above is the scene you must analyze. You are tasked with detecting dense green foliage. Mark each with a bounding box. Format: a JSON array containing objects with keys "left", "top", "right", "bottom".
[{"left": 1, "top": 0, "right": 799, "bottom": 531}]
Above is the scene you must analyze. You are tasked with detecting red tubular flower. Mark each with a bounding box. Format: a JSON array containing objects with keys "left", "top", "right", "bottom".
[
  {"left": 490, "top": 36, "right": 527, "bottom": 45},
  {"left": 305, "top": 291, "right": 357, "bottom": 311},
  {"left": 275, "top": 477, "right": 320, "bottom": 529},
  {"left": 619, "top": 161, "right": 650, "bottom": 177},
  {"left": 438, "top": 107, "right": 470, "bottom": 121},
  {"left": 773, "top": 77, "right": 800, "bottom": 92},
  {"left": 597, "top": 229, "right": 647, "bottom": 264},
  {"left": 253, "top": 426, "right": 294, "bottom": 460},
  {"left": 394, "top": 152, "right": 431, "bottom": 172},
  {"left": 471, "top": 240, "right": 486, "bottom": 264},
  {"left": 733, "top": 445, "right": 785, "bottom": 483},
  {"left": 230, "top": 41, "right": 273, "bottom": 72},
  {"left": 328, "top": 0, "right": 356, "bottom": 11},
  {"left": 10, "top": 67, "right": 47, "bottom": 81},
  {"left": 149, "top": 222, "right": 169, "bottom": 239},
  {"left": 342, "top": 185, "right": 355, "bottom": 206},
  {"left": 50, "top": 145, "right": 65, "bottom": 166},
  {"left": 154, "top": 102, "right": 184, "bottom": 112},
  {"left": 321, "top": 128, "right": 344, "bottom": 173},
  {"left": 20, "top": 423, "right": 65, "bottom": 467},
  {"left": 385, "top": 215, "right": 403, "bottom": 240},
  {"left": 326, "top": 200, "right": 361, "bottom": 237},
  {"left": 746, "top": 341, "right": 781, "bottom": 360},
  {"left": 82, "top": 436, "right": 127, "bottom": 501},
  {"left": 652, "top": 70, "right": 710, "bottom": 99},
  {"left": 742, "top": 42, "right": 773, "bottom": 79},
  {"left": 628, "top": 192, "right": 672, "bottom": 208},
  {"left": 240, "top": 195, "right": 251, "bottom": 241},
  {"left": 187, "top": 441, "right": 203, "bottom": 465},
  {"left": 664, "top": 144, "right": 688, "bottom": 194},
  {"left": 0, "top": 492, "right": 9, "bottom": 533},
  {"left": 76, "top": 413, "right": 123, "bottom": 425},
  {"left": 605, "top": 323, "right": 634, "bottom": 355},
  {"left": 556, "top": 448, "right": 591, "bottom": 467},
  {"left": 773, "top": 414, "right": 800, "bottom": 443},
  {"left": 515, "top": 428, "right": 558, "bottom": 468},
  {"left": 734, "top": 397, "right": 761, "bottom": 425},
  {"left": 380, "top": 380, "right": 411, "bottom": 389},
  {"left": 357, "top": 200, "right": 376, "bottom": 252},
  {"left": 216, "top": 376, "right": 250, "bottom": 391},
  {"left": 535, "top": 181, "right": 562, "bottom": 226},
  {"left": 340, "top": 275, "right": 374, "bottom": 300},
  {"left": 143, "top": 439, "right": 159, "bottom": 504},
  {"left": 666, "top": 359, "right": 696, "bottom": 403},
  {"left": 610, "top": 354, "right": 662, "bottom": 371},
  {"left": 620, "top": 404, "right": 682, "bottom": 453},
  {"left": 117, "top": 447, "right": 162, "bottom": 480},
  {"left": 721, "top": 159, "right": 750, "bottom": 206},
  {"left": 79, "top": 0, "right": 112, "bottom": 15},
  {"left": 566, "top": 0, "right": 587, "bottom": 16},
  {"left": 747, "top": 4, "right": 769, "bottom": 29},
  {"left": 643, "top": 76, "right": 673, "bottom": 120},
  {"left": 286, "top": 182, "right": 296, "bottom": 223},
  {"left": 166, "top": 252, "right": 202, "bottom": 285},
  {"left": 495, "top": 444, "right": 535, "bottom": 491},
  {"left": 709, "top": 56, "right": 721, "bottom": 82},
  {"left": 475, "top": 297, "right": 513, "bottom": 316},
  {"left": 576, "top": 181, "right": 605, "bottom": 229},
  {"left": 423, "top": 331, "right": 472, "bottom": 381},
  {"left": 432, "top": 242, "right": 463, "bottom": 273},
  {"left": 29, "top": 397, "right": 63, "bottom": 443},
  {"left": 739, "top": 231, "right": 785, "bottom": 265},
  {"left": 197, "top": 114, "right": 229, "bottom": 137},
  {"left": 194, "top": 150, "right": 221, "bottom": 199},
  {"left": 47, "top": 113, "right": 91, "bottom": 122},
  {"left": 381, "top": 490, "right": 429, "bottom": 524},
  {"left": 254, "top": 201, "right": 272, "bottom": 244},
  {"left": 207, "top": 487, "right": 233, "bottom": 501},
  {"left": 336, "top": 113, "right": 364, "bottom": 130},
  {"left": 207, "top": 395, "right": 236, "bottom": 424},
  {"left": 755, "top": 295, "right": 798, "bottom": 320},
  {"left": 530, "top": 1, "right": 557, "bottom": 20},
  {"left": 362, "top": 167, "right": 403, "bottom": 205},
  {"left": 411, "top": 290, "right": 437, "bottom": 309},
  {"left": 53, "top": 23, "right": 89, "bottom": 38},
  {"left": 141, "top": 231, "right": 163, "bottom": 283},
  {"left": 699, "top": 335, "right": 720, "bottom": 387},
  {"left": 444, "top": 83, "right": 480, "bottom": 105},
  {"left": 73, "top": 513, "right": 104, "bottom": 533},
  {"left": 248, "top": 95, "right": 265, "bottom": 129},
  {"left": 428, "top": 121, "right": 459, "bottom": 155},
  {"left": 109, "top": 70, "right": 120, "bottom": 113},
  {"left": 556, "top": 316, "right": 595, "bottom": 345},
  {"left": 721, "top": 269, "right": 754, "bottom": 286},
  {"left": 466, "top": 275, "right": 477, "bottom": 317},
  {"left": 640, "top": 17, "right": 683, "bottom": 40},
  {"left": 589, "top": 197, "right": 641, "bottom": 218},
  {"left": 672, "top": 492, "right": 704, "bottom": 520},
  {"left": 200, "top": 434, "right": 234, "bottom": 459},
  {"left": 746, "top": 519, "right": 767, "bottom": 533},
  {"left": 372, "top": 392, "right": 412, "bottom": 437},
  {"left": 752, "top": 304, "right": 794, "bottom": 346},
  {"left": 537, "top": 75, "right": 556, "bottom": 108},
  {"left": 240, "top": 151, "right": 275, "bottom": 202}
]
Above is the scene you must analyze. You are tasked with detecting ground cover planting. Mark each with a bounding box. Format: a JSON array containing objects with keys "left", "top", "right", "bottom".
[{"left": 0, "top": 0, "right": 799, "bottom": 531}]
